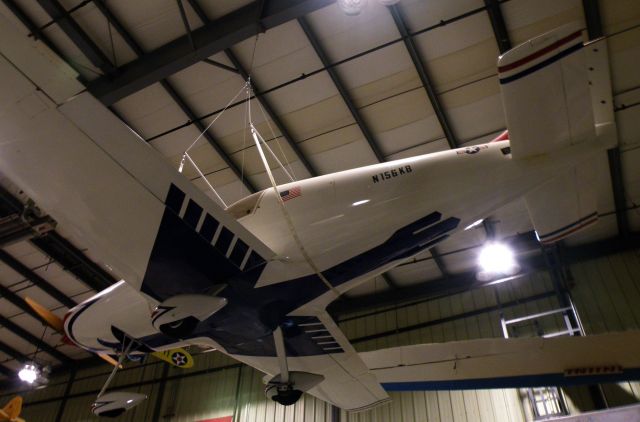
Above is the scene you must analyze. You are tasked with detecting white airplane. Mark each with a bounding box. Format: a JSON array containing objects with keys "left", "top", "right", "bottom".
[{"left": 0, "top": 16, "right": 635, "bottom": 415}]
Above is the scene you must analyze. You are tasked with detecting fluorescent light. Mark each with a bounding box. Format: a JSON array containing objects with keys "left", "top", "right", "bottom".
[
  {"left": 351, "top": 199, "right": 370, "bottom": 207},
  {"left": 338, "top": 0, "right": 367, "bottom": 15},
  {"left": 464, "top": 219, "right": 484, "bottom": 230},
  {"left": 126, "top": 399, "right": 134, "bottom": 404},
  {"left": 18, "top": 364, "right": 38, "bottom": 384},
  {"left": 478, "top": 242, "right": 518, "bottom": 275}
]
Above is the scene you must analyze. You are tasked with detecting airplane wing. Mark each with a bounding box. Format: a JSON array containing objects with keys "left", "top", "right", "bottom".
[
  {"left": 0, "top": 32, "right": 275, "bottom": 294},
  {"left": 240, "top": 311, "right": 390, "bottom": 412},
  {"left": 360, "top": 331, "right": 640, "bottom": 390}
]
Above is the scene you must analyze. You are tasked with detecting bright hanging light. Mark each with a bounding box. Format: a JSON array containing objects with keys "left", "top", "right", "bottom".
[
  {"left": 338, "top": 0, "right": 367, "bottom": 15},
  {"left": 18, "top": 364, "right": 38, "bottom": 384},
  {"left": 478, "top": 242, "right": 518, "bottom": 275}
]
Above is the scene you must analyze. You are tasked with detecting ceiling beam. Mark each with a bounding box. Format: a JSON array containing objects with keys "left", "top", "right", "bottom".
[
  {"left": 581, "top": 0, "right": 630, "bottom": 237},
  {"left": 483, "top": 0, "right": 511, "bottom": 53},
  {"left": 329, "top": 231, "right": 640, "bottom": 315},
  {"left": 0, "top": 250, "right": 76, "bottom": 309},
  {"left": 0, "top": 283, "right": 45, "bottom": 322},
  {"left": 0, "top": 338, "right": 29, "bottom": 363},
  {"left": 88, "top": 0, "right": 336, "bottom": 106},
  {"left": 388, "top": 4, "right": 458, "bottom": 149},
  {"left": 30, "top": 232, "right": 115, "bottom": 292},
  {"left": 298, "top": 17, "right": 386, "bottom": 162},
  {"left": 0, "top": 314, "right": 72, "bottom": 364},
  {"left": 186, "top": 0, "right": 320, "bottom": 177},
  {"left": 35, "top": 0, "right": 116, "bottom": 75},
  {"left": 91, "top": 0, "right": 257, "bottom": 193},
  {"left": 0, "top": 364, "right": 13, "bottom": 377}
]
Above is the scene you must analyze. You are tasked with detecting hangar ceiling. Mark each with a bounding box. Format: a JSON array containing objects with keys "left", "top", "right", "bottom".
[{"left": 0, "top": 0, "right": 639, "bottom": 382}]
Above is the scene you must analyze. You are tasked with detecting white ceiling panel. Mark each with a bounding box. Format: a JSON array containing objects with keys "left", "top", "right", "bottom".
[
  {"left": 232, "top": 20, "right": 323, "bottom": 89},
  {"left": 608, "top": 27, "right": 640, "bottom": 94},
  {"left": 112, "top": 82, "right": 194, "bottom": 139},
  {"left": 306, "top": 137, "right": 378, "bottom": 174},
  {"left": 105, "top": 0, "right": 202, "bottom": 52},
  {"left": 400, "top": 0, "right": 485, "bottom": 33},
  {"left": 502, "top": 0, "right": 583, "bottom": 46},
  {"left": 304, "top": 1, "right": 399, "bottom": 63},
  {"left": 386, "top": 138, "right": 450, "bottom": 161},
  {"left": 615, "top": 88, "right": 640, "bottom": 148},
  {"left": 598, "top": 0, "right": 640, "bottom": 35},
  {"left": 0, "top": 299, "right": 22, "bottom": 319},
  {"left": 414, "top": 13, "right": 498, "bottom": 93},
  {"left": 260, "top": 72, "right": 341, "bottom": 118},
  {"left": 375, "top": 114, "right": 443, "bottom": 158},
  {"left": 439, "top": 77, "right": 504, "bottom": 143},
  {"left": 335, "top": 43, "right": 415, "bottom": 95}
]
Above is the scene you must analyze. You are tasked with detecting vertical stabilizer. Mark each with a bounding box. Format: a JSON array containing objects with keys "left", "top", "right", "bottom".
[{"left": 525, "top": 162, "right": 598, "bottom": 244}]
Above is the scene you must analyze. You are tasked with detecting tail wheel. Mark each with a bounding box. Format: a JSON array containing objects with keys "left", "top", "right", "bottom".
[{"left": 272, "top": 388, "right": 303, "bottom": 406}]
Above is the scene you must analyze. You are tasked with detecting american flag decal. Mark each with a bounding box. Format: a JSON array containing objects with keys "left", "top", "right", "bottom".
[{"left": 280, "top": 186, "right": 301, "bottom": 202}]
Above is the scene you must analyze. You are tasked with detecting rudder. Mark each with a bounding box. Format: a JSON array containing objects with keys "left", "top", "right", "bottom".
[{"left": 525, "top": 162, "right": 598, "bottom": 244}]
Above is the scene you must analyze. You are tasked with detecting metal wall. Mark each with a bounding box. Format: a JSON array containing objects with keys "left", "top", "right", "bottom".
[{"left": 3, "top": 249, "right": 640, "bottom": 421}]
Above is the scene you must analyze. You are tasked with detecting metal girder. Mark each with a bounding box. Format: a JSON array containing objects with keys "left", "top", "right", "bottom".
[
  {"left": 0, "top": 283, "right": 43, "bottom": 321},
  {"left": 92, "top": 0, "right": 257, "bottom": 193},
  {"left": 88, "top": 0, "right": 336, "bottom": 105},
  {"left": 581, "top": 0, "right": 629, "bottom": 237},
  {"left": 35, "top": 0, "right": 116, "bottom": 75},
  {"left": 203, "top": 58, "right": 239, "bottom": 74},
  {"left": 483, "top": 0, "right": 511, "bottom": 53},
  {"left": 582, "top": 0, "right": 603, "bottom": 39},
  {"left": 185, "top": 0, "right": 319, "bottom": 177},
  {"left": 329, "top": 231, "right": 640, "bottom": 315},
  {"left": 31, "top": 232, "right": 115, "bottom": 292},
  {"left": 0, "top": 338, "right": 28, "bottom": 362},
  {"left": 388, "top": 4, "right": 458, "bottom": 149},
  {"left": 0, "top": 250, "right": 76, "bottom": 309},
  {"left": 0, "top": 314, "right": 72, "bottom": 364},
  {"left": 298, "top": 17, "right": 386, "bottom": 162},
  {"left": 0, "top": 364, "right": 12, "bottom": 377}
]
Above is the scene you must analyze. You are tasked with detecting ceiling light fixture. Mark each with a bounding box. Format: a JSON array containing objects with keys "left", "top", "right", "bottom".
[
  {"left": 476, "top": 242, "right": 519, "bottom": 281},
  {"left": 18, "top": 363, "right": 39, "bottom": 384},
  {"left": 337, "top": 0, "right": 367, "bottom": 16}
]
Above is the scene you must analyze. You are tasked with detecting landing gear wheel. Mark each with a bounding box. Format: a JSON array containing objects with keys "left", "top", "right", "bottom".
[
  {"left": 159, "top": 316, "right": 198, "bottom": 339},
  {"left": 272, "top": 388, "right": 303, "bottom": 406}
]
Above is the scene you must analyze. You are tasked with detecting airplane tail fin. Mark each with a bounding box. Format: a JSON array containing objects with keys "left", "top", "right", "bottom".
[
  {"left": 498, "top": 22, "right": 614, "bottom": 159},
  {"left": 524, "top": 161, "right": 598, "bottom": 244},
  {"left": 2, "top": 396, "right": 22, "bottom": 420}
]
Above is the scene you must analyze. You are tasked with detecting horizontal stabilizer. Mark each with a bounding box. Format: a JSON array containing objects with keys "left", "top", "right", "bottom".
[
  {"left": 498, "top": 22, "right": 595, "bottom": 159},
  {"left": 525, "top": 162, "right": 598, "bottom": 244}
]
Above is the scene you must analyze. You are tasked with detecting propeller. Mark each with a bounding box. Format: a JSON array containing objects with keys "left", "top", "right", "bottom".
[
  {"left": 24, "top": 296, "right": 121, "bottom": 368},
  {"left": 23, "top": 296, "right": 194, "bottom": 369}
]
